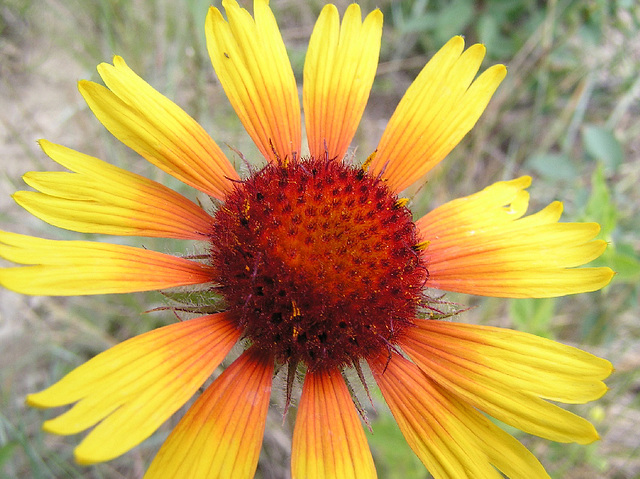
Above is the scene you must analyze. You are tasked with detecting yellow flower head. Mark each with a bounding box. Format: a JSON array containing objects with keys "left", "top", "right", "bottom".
[{"left": 1, "top": 1, "right": 614, "bottom": 478}]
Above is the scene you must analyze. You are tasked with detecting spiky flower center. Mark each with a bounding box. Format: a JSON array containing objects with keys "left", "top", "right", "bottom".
[{"left": 211, "top": 157, "right": 425, "bottom": 371}]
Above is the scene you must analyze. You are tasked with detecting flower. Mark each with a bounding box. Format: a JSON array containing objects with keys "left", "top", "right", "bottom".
[{"left": 0, "top": 1, "right": 614, "bottom": 478}]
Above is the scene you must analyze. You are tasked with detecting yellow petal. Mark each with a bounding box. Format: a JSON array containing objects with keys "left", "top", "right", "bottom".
[
  {"left": 369, "top": 351, "right": 550, "bottom": 479},
  {"left": 304, "top": 4, "right": 382, "bottom": 161},
  {"left": 368, "top": 36, "right": 506, "bottom": 192},
  {"left": 401, "top": 320, "right": 612, "bottom": 404},
  {"left": 79, "top": 57, "right": 238, "bottom": 199},
  {"left": 14, "top": 140, "right": 214, "bottom": 239},
  {"left": 144, "top": 348, "right": 273, "bottom": 479},
  {"left": 0, "top": 231, "right": 215, "bottom": 295},
  {"left": 26, "top": 313, "right": 240, "bottom": 464},
  {"left": 400, "top": 321, "right": 611, "bottom": 444},
  {"left": 206, "top": 0, "right": 301, "bottom": 163},
  {"left": 417, "top": 177, "right": 615, "bottom": 297},
  {"left": 291, "top": 368, "right": 376, "bottom": 479}
]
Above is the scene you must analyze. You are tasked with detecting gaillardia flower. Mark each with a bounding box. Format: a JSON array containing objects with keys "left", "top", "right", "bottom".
[{"left": 1, "top": 1, "right": 614, "bottom": 478}]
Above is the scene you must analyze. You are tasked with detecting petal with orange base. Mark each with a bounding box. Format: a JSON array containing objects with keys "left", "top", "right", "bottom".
[
  {"left": 0, "top": 231, "right": 215, "bottom": 295},
  {"left": 206, "top": 0, "right": 301, "bottom": 163},
  {"left": 79, "top": 57, "right": 238, "bottom": 199},
  {"left": 291, "top": 368, "right": 376, "bottom": 479},
  {"left": 368, "top": 36, "right": 506, "bottom": 193},
  {"left": 304, "top": 4, "right": 382, "bottom": 162},
  {"left": 402, "top": 319, "right": 612, "bottom": 403},
  {"left": 144, "top": 348, "right": 273, "bottom": 479},
  {"left": 26, "top": 313, "right": 241, "bottom": 464},
  {"left": 400, "top": 319, "right": 612, "bottom": 444},
  {"left": 369, "top": 351, "right": 550, "bottom": 479},
  {"left": 14, "top": 141, "right": 214, "bottom": 240},
  {"left": 417, "top": 177, "right": 615, "bottom": 297}
]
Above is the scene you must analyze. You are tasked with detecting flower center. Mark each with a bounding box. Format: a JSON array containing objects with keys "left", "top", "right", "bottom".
[{"left": 211, "top": 157, "right": 425, "bottom": 371}]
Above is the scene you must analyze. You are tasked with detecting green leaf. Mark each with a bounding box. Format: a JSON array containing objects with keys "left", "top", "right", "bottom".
[
  {"left": 477, "top": 14, "right": 499, "bottom": 51},
  {"left": 583, "top": 165, "right": 617, "bottom": 238},
  {"left": 604, "top": 249, "right": 640, "bottom": 282},
  {"left": 0, "top": 441, "right": 18, "bottom": 469},
  {"left": 433, "top": 0, "right": 474, "bottom": 44},
  {"left": 583, "top": 125, "right": 624, "bottom": 171},
  {"left": 509, "top": 298, "right": 557, "bottom": 338},
  {"left": 397, "top": 13, "right": 436, "bottom": 35},
  {"left": 525, "top": 153, "right": 577, "bottom": 180}
]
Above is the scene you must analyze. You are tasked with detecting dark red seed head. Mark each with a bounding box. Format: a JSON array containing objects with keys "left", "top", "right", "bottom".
[{"left": 211, "top": 157, "right": 425, "bottom": 372}]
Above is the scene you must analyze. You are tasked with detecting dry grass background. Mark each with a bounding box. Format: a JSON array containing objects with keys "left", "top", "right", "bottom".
[{"left": 1, "top": 0, "right": 639, "bottom": 478}]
